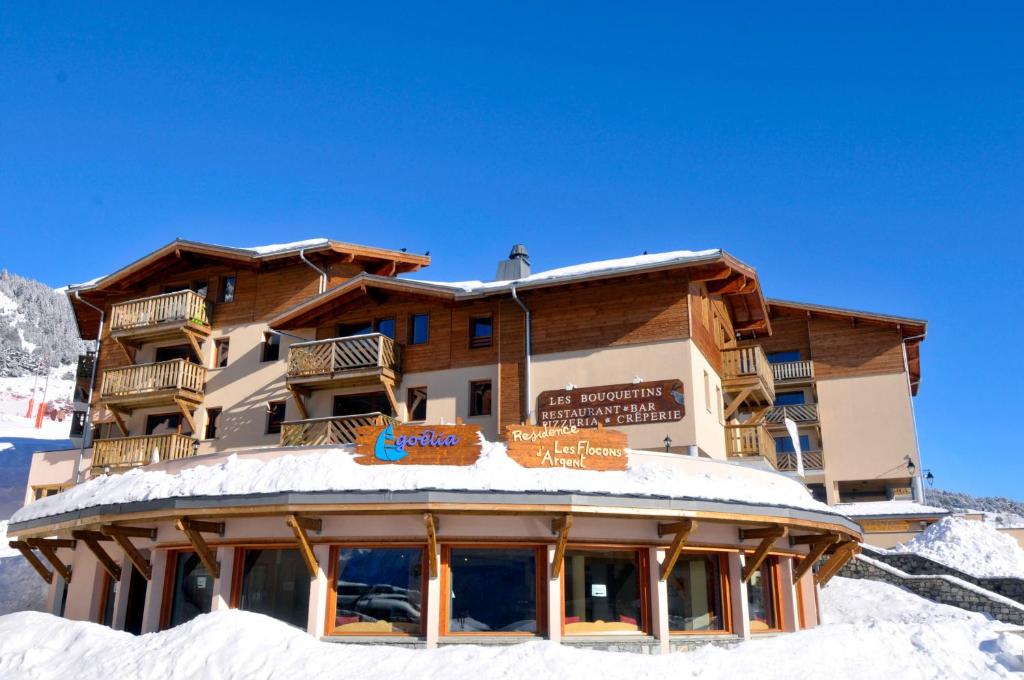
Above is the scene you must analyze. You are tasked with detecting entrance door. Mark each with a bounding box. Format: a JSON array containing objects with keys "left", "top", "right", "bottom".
[{"left": 123, "top": 564, "right": 148, "bottom": 635}]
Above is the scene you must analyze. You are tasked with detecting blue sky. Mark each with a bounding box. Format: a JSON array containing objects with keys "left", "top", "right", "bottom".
[{"left": 2, "top": 3, "right": 1021, "bottom": 497}]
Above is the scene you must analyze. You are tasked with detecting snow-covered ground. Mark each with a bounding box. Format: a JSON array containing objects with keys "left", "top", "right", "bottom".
[
  {"left": 0, "top": 408, "right": 73, "bottom": 518},
  {"left": 884, "top": 516, "right": 1024, "bottom": 579},
  {"left": 0, "top": 521, "right": 47, "bottom": 615},
  {"left": 0, "top": 577, "right": 1018, "bottom": 679}
]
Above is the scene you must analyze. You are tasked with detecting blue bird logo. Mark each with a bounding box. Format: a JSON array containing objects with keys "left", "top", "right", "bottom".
[{"left": 373, "top": 422, "right": 408, "bottom": 462}]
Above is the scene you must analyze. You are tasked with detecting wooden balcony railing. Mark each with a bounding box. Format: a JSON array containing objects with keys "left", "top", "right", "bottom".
[
  {"left": 771, "top": 360, "right": 814, "bottom": 382},
  {"left": 100, "top": 359, "right": 206, "bottom": 402},
  {"left": 280, "top": 413, "right": 396, "bottom": 447},
  {"left": 725, "top": 424, "right": 778, "bottom": 469},
  {"left": 765, "top": 403, "right": 819, "bottom": 424},
  {"left": 287, "top": 334, "right": 401, "bottom": 385},
  {"left": 722, "top": 346, "right": 775, "bottom": 404},
  {"left": 775, "top": 450, "right": 824, "bottom": 472},
  {"left": 110, "top": 289, "right": 211, "bottom": 334},
  {"left": 92, "top": 433, "right": 197, "bottom": 472}
]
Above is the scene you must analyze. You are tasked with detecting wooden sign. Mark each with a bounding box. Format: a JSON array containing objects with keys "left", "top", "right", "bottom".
[
  {"left": 504, "top": 424, "right": 629, "bottom": 471},
  {"left": 537, "top": 379, "right": 685, "bottom": 428},
  {"left": 354, "top": 423, "right": 482, "bottom": 466}
]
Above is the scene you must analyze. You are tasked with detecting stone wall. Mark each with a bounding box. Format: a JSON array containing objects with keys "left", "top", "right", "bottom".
[{"left": 861, "top": 546, "right": 1024, "bottom": 604}]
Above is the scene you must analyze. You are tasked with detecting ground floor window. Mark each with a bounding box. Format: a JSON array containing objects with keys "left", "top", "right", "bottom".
[
  {"left": 666, "top": 553, "right": 729, "bottom": 633},
  {"left": 747, "top": 557, "right": 782, "bottom": 632},
  {"left": 98, "top": 572, "right": 117, "bottom": 626},
  {"left": 445, "top": 546, "right": 541, "bottom": 634},
  {"left": 563, "top": 549, "right": 645, "bottom": 634},
  {"left": 163, "top": 551, "right": 213, "bottom": 629},
  {"left": 330, "top": 546, "right": 424, "bottom": 635},
  {"left": 236, "top": 548, "right": 310, "bottom": 629}
]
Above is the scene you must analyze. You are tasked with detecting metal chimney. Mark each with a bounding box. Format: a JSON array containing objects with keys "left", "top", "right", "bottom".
[{"left": 495, "top": 244, "right": 531, "bottom": 281}]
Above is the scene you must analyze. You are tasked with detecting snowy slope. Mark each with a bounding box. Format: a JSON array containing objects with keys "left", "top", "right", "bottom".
[
  {"left": 0, "top": 521, "right": 47, "bottom": 615},
  {"left": 889, "top": 516, "right": 1024, "bottom": 579},
  {"left": 0, "top": 411, "right": 73, "bottom": 519}
]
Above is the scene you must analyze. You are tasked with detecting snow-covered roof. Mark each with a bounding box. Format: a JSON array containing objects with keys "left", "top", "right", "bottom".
[
  {"left": 9, "top": 441, "right": 856, "bottom": 530},
  {"left": 834, "top": 501, "right": 950, "bottom": 518}
]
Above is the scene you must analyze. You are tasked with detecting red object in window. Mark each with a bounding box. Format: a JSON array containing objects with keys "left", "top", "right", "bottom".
[
  {"left": 618, "top": 615, "right": 637, "bottom": 625},
  {"left": 564, "top": 616, "right": 581, "bottom": 624},
  {"left": 336, "top": 615, "right": 360, "bottom": 625}
]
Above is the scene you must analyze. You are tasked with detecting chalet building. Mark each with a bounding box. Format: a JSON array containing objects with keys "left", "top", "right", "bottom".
[{"left": 7, "top": 237, "right": 926, "bottom": 650}]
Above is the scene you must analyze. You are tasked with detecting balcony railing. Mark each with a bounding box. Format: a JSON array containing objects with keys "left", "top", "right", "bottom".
[
  {"left": 771, "top": 360, "right": 814, "bottom": 383},
  {"left": 280, "top": 412, "right": 396, "bottom": 447},
  {"left": 100, "top": 359, "right": 206, "bottom": 404},
  {"left": 287, "top": 334, "right": 401, "bottom": 385},
  {"left": 725, "top": 424, "right": 777, "bottom": 469},
  {"left": 109, "top": 289, "right": 211, "bottom": 335},
  {"left": 722, "top": 346, "right": 775, "bottom": 404},
  {"left": 765, "top": 403, "right": 819, "bottom": 424},
  {"left": 92, "top": 433, "right": 197, "bottom": 472},
  {"left": 775, "top": 450, "right": 824, "bottom": 472}
]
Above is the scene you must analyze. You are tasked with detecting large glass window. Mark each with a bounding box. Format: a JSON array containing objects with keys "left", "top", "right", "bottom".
[
  {"left": 563, "top": 549, "right": 644, "bottom": 634},
  {"left": 747, "top": 558, "right": 781, "bottom": 632},
  {"left": 374, "top": 318, "right": 396, "bottom": 339},
  {"left": 237, "top": 549, "right": 310, "bottom": 629},
  {"left": 773, "top": 391, "right": 806, "bottom": 406},
  {"left": 409, "top": 314, "right": 429, "bottom": 345},
  {"left": 766, "top": 350, "right": 800, "bottom": 363},
  {"left": 164, "top": 552, "right": 213, "bottom": 629},
  {"left": 666, "top": 554, "right": 727, "bottom": 633},
  {"left": 447, "top": 547, "right": 539, "bottom": 634},
  {"left": 332, "top": 547, "right": 423, "bottom": 635}
]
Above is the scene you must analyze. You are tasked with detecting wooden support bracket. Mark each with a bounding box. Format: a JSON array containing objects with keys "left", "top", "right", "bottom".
[
  {"left": 182, "top": 329, "right": 205, "bottom": 362},
  {"left": 815, "top": 541, "right": 861, "bottom": 586},
  {"left": 286, "top": 514, "right": 322, "bottom": 578},
  {"left": 740, "top": 526, "right": 787, "bottom": 583},
  {"left": 113, "top": 338, "right": 136, "bottom": 364},
  {"left": 286, "top": 385, "right": 310, "bottom": 421},
  {"left": 550, "top": 515, "right": 573, "bottom": 580},
  {"left": 792, "top": 533, "right": 840, "bottom": 584},
  {"left": 724, "top": 387, "right": 754, "bottom": 419},
  {"left": 26, "top": 538, "right": 73, "bottom": 583},
  {"left": 72, "top": 530, "right": 121, "bottom": 582},
  {"left": 424, "top": 513, "right": 438, "bottom": 579},
  {"left": 9, "top": 541, "right": 52, "bottom": 584},
  {"left": 101, "top": 526, "right": 155, "bottom": 581},
  {"left": 383, "top": 381, "right": 400, "bottom": 417},
  {"left": 175, "top": 518, "right": 223, "bottom": 580},
  {"left": 110, "top": 409, "right": 130, "bottom": 437},
  {"left": 658, "top": 519, "right": 697, "bottom": 581},
  {"left": 174, "top": 398, "right": 198, "bottom": 434}
]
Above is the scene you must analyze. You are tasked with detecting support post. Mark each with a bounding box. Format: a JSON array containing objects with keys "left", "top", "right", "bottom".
[
  {"left": 287, "top": 385, "right": 309, "bottom": 420},
  {"left": 658, "top": 519, "right": 696, "bottom": 581},
  {"left": 423, "top": 513, "right": 438, "bottom": 579},
  {"left": 286, "top": 514, "right": 322, "bottom": 578},
  {"left": 550, "top": 515, "right": 573, "bottom": 580}
]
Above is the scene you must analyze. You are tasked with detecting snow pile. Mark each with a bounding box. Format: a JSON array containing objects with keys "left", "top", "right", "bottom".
[
  {"left": 11, "top": 439, "right": 837, "bottom": 525},
  {"left": 819, "top": 576, "right": 984, "bottom": 625},
  {"left": 892, "top": 516, "right": 1024, "bottom": 579},
  {"left": 0, "top": 521, "right": 48, "bottom": 615}
]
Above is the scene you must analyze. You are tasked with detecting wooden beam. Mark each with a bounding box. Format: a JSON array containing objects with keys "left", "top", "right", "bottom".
[
  {"left": 182, "top": 329, "right": 204, "bottom": 362},
  {"left": 423, "top": 513, "right": 438, "bottom": 579},
  {"left": 287, "top": 385, "right": 309, "bottom": 421},
  {"left": 114, "top": 338, "right": 136, "bottom": 364},
  {"left": 111, "top": 409, "right": 130, "bottom": 437},
  {"left": 789, "top": 532, "right": 840, "bottom": 546},
  {"left": 793, "top": 534, "right": 840, "bottom": 583},
  {"left": 286, "top": 514, "right": 320, "bottom": 578},
  {"left": 659, "top": 519, "right": 697, "bottom": 581},
  {"left": 657, "top": 520, "right": 696, "bottom": 537},
  {"left": 27, "top": 540, "right": 72, "bottom": 583},
  {"left": 723, "top": 387, "right": 753, "bottom": 419},
  {"left": 741, "top": 526, "right": 787, "bottom": 582},
  {"left": 72, "top": 530, "right": 121, "bottom": 581},
  {"left": 382, "top": 380, "right": 399, "bottom": 417},
  {"left": 739, "top": 526, "right": 786, "bottom": 541},
  {"left": 8, "top": 542, "right": 52, "bottom": 584},
  {"left": 100, "top": 525, "right": 157, "bottom": 540},
  {"left": 24, "top": 538, "right": 76, "bottom": 549},
  {"left": 815, "top": 542, "right": 860, "bottom": 586},
  {"left": 175, "top": 398, "right": 198, "bottom": 433},
  {"left": 174, "top": 518, "right": 220, "bottom": 579},
  {"left": 550, "top": 515, "right": 573, "bottom": 580},
  {"left": 111, "top": 534, "right": 152, "bottom": 580}
]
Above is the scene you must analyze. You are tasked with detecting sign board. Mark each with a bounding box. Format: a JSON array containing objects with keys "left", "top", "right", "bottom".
[
  {"left": 354, "top": 423, "right": 482, "bottom": 466},
  {"left": 504, "top": 424, "right": 629, "bottom": 471},
  {"left": 537, "top": 379, "right": 685, "bottom": 428}
]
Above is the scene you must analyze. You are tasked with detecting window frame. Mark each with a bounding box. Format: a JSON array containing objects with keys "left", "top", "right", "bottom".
[
  {"left": 406, "top": 387, "right": 428, "bottom": 422},
  {"left": 408, "top": 313, "right": 430, "bottom": 345},
  {"left": 468, "top": 315, "right": 493, "bottom": 349},
  {"left": 374, "top": 317, "right": 396, "bottom": 340},
  {"left": 747, "top": 556, "right": 785, "bottom": 634},
  {"left": 214, "top": 338, "right": 230, "bottom": 368},
  {"left": 97, "top": 570, "right": 117, "bottom": 626},
  {"left": 559, "top": 545, "right": 651, "bottom": 636},
  {"left": 218, "top": 275, "right": 237, "bottom": 303},
  {"left": 265, "top": 401, "right": 286, "bottom": 435},
  {"left": 204, "top": 407, "right": 222, "bottom": 440},
  {"left": 145, "top": 412, "right": 190, "bottom": 436},
  {"left": 665, "top": 551, "right": 733, "bottom": 636},
  {"left": 441, "top": 543, "right": 547, "bottom": 637},
  {"left": 229, "top": 546, "right": 312, "bottom": 630},
  {"left": 159, "top": 549, "right": 213, "bottom": 631},
  {"left": 468, "top": 380, "right": 492, "bottom": 418},
  {"left": 260, "top": 332, "right": 281, "bottom": 362},
  {"left": 325, "top": 544, "right": 429, "bottom": 637}
]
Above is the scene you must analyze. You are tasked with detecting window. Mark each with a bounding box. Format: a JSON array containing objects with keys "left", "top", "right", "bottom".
[
  {"left": 236, "top": 549, "right": 310, "bottom": 629},
  {"left": 766, "top": 350, "right": 801, "bottom": 364},
  {"left": 469, "top": 316, "right": 493, "bottom": 349},
  {"left": 98, "top": 572, "right": 117, "bottom": 626},
  {"left": 563, "top": 549, "right": 644, "bottom": 634},
  {"left": 703, "top": 371, "right": 711, "bottom": 413},
  {"left": 261, "top": 332, "right": 280, "bottom": 362},
  {"left": 191, "top": 280, "right": 209, "bottom": 298},
  {"left": 146, "top": 413, "right": 190, "bottom": 436},
  {"left": 333, "top": 393, "right": 393, "bottom": 417},
  {"left": 69, "top": 410, "right": 87, "bottom": 437},
  {"left": 214, "top": 339, "right": 230, "bottom": 368},
  {"left": 747, "top": 558, "right": 782, "bottom": 632},
  {"left": 775, "top": 434, "right": 811, "bottom": 454},
  {"left": 374, "top": 318, "right": 395, "bottom": 339},
  {"left": 204, "top": 408, "right": 222, "bottom": 439},
  {"left": 337, "top": 321, "right": 373, "bottom": 337},
  {"left": 331, "top": 547, "right": 423, "bottom": 635},
  {"left": 409, "top": 314, "right": 429, "bottom": 345},
  {"left": 32, "top": 485, "right": 65, "bottom": 501},
  {"left": 406, "top": 387, "right": 427, "bottom": 421},
  {"left": 469, "top": 381, "right": 492, "bottom": 417},
  {"left": 163, "top": 551, "right": 213, "bottom": 629},
  {"left": 266, "top": 401, "right": 286, "bottom": 434},
  {"left": 155, "top": 345, "right": 191, "bottom": 363},
  {"left": 447, "top": 547, "right": 540, "bottom": 634},
  {"left": 218, "top": 276, "right": 236, "bottom": 303},
  {"left": 716, "top": 386, "right": 724, "bottom": 425},
  {"left": 807, "top": 484, "right": 827, "bottom": 503},
  {"left": 666, "top": 554, "right": 727, "bottom": 633},
  {"left": 773, "top": 391, "right": 806, "bottom": 406}
]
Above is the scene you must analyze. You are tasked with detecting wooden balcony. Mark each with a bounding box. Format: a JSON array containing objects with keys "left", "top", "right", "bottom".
[
  {"left": 286, "top": 334, "right": 402, "bottom": 391},
  {"left": 100, "top": 359, "right": 206, "bottom": 411},
  {"left": 725, "top": 424, "right": 778, "bottom": 469},
  {"left": 775, "top": 450, "right": 824, "bottom": 473},
  {"left": 109, "top": 290, "right": 212, "bottom": 351},
  {"left": 771, "top": 360, "right": 814, "bottom": 383},
  {"left": 92, "top": 433, "right": 198, "bottom": 473},
  {"left": 280, "top": 412, "right": 396, "bottom": 447},
  {"left": 722, "top": 346, "right": 775, "bottom": 409},
  {"left": 765, "top": 403, "right": 819, "bottom": 425}
]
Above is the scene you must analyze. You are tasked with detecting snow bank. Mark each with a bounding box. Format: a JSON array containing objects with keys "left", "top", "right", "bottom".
[
  {"left": 0, "top": 521, "right": 48, "bottom": 615},
  {"left": 891, "top": 516, "right": 1024, "bottom": 579},
  {"left": 833, "top": 500, "right": 949, "bottom": 517},
  {"left": 820, "top": 576, "right": 985, "bottom": 625},
  {"left": 10, "top": 440, "right": 838, "bottom": 525}
]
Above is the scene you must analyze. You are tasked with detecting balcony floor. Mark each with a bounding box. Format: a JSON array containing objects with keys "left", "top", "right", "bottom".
[
  {"left": 110, "top": 319, "right": 211, "bottom": 345},
  {"left": 286, "top": 366, "right": 399, "bottom": 391},
  {"left": 102, "top": 387, "right": 204, "bottom": 412}
]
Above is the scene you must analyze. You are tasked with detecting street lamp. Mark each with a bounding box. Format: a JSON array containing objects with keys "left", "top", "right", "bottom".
[{"left": 663, "top": 435, "right": 672, "bottom": 453}]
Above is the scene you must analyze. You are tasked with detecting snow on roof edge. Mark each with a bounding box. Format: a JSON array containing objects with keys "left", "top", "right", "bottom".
[{"left": 835, "top": 501, "right": 950, "bottom": 517}]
